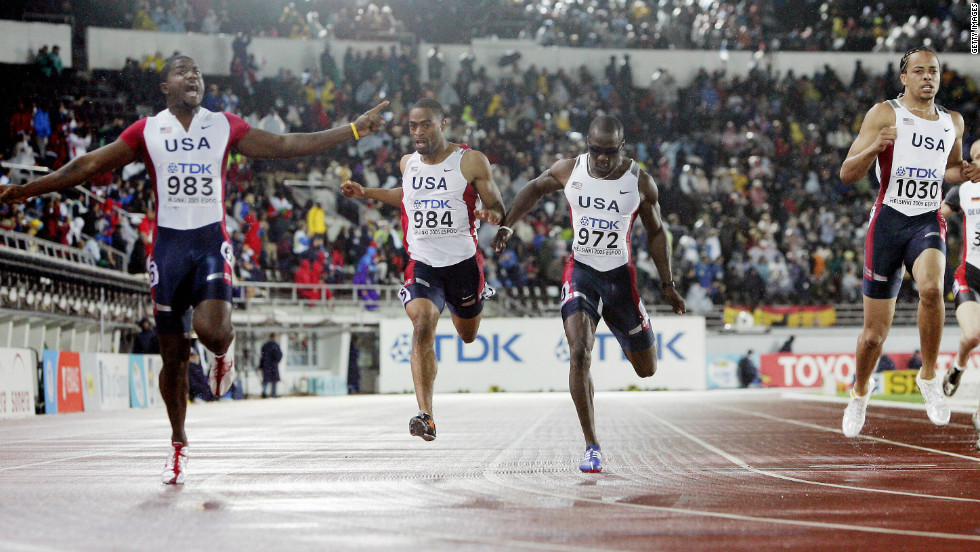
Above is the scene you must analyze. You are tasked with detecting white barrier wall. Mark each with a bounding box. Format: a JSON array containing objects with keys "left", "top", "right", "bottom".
[
  {"left": 87, "top": 28, "right": 395, "bottom": 76},
  {"left": 379, "top": 316, "right": 706, "bottom": 393},
  {"left": 84, "top": 28, "right": 980, "bottom": 87},
  {"left": 0, "top": 348, "right": 37, "bottom": 420},
  {"left": 0, "top": 21, "right": 71, "bottom": 66}
]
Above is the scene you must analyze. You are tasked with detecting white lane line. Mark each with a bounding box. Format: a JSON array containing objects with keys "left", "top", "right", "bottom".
[
  {"left": 645, "top": 410, "right": 980, "bottom": 503},
  {"left": 718, "top": 404, "right": 980, "bottom": 463},
  {"left": 479, "top": 406, "right": 980, "bottom": 542}
]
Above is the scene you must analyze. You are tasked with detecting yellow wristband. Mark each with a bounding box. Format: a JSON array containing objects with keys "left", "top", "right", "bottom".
[{"left": 350, "top": 122, "right": 360, "bottom": 140}]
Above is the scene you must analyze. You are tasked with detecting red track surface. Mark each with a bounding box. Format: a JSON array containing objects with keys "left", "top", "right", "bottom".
[{"left": 0, "top": 391, "right": 977, "bottom": 551}]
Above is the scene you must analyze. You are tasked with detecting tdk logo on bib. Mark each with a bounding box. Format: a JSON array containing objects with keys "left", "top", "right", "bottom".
[
  {"left": 580, "top": 216, "right": 621, "bottom": 230},
  {"left": 413, "top": 199, "right": 451, "bottom": 209},
  {"left": 899, "top": 166, "right": 939, "bottom": 179},
  {"left": 167, "top": 162, "right": 214, "bottom": 175}
]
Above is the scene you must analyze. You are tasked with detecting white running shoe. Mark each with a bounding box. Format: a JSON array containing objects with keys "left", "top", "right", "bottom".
[
  {"left": 842, "top": 379, "right": 876, "bottom": 438},
  {"left": 916, "top": 373, "right": 950, "bottom": 426},
  {"left": 972, "top": 411, "right": 980, "bottom": 433},
  {"left": 162, "top": 442, "right": 187, "bottom": 485},
  {"left": 208, "top": 354, "right": 235, "bottom": 398}
]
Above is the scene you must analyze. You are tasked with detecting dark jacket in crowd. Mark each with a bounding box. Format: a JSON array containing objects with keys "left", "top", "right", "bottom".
[{"left": 260, "top": 339, "right": 283, "bottom": 383}]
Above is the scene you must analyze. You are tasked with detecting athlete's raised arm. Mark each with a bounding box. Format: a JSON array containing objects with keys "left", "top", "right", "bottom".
[
  {"left": 637, "top": 172, "right": 685, "bottom": 315},
  {"left": 490, "top": 159, "right": 571, "bottom": 253},
  {"left": 340, "top": 180, "right": 403, "bottom": 208},
  {"left": 840, "top": 102, "right": 896, "bottom": 185},
  {"left": 460, "top": 149, "right": 505, "bottom": 226},
  {"left": 235, "top": 101, "right": 388, "bottom": 159},
  {"left": 0, "top": 139, "right": 137, "bottom": 204}
]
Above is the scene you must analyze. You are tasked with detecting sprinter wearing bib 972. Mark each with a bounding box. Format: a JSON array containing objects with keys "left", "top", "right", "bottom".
[
  {"left": 491, "top": 115, "right": 685, "bottom": 473},
  {"left": 839, "top": 47, "right": 980, "bottom": 438}
]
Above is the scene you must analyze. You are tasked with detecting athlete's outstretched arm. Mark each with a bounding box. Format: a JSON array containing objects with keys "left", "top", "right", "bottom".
[
  {"left": 840, "top": 102, "right": 896, "bottom": 185},
  {"left": 340, "top": 180, "right": 403, "bottom": 207},
  {"left": 490, "top": 160, "right": 571, "bottom": 253},
  {"left": 460, "top": 149, "right": 505, "bottom": 225},
  {"left": 0, "top": 140, "right": 137, "bottom": 203},
  {"left": 235, "top": 101, "right": 388, "bottom": 159},
  {"left": 637, "top": 173, "right": 685, "bottom": 315},
  {"left": 943, "top": 112, "right": 980, "bottom": 184}
]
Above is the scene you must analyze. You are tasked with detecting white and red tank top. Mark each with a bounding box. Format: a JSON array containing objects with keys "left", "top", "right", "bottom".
[
  {"left": 945, "top": 182, "right": 980, "bottom": 274},
  {"left": 120, "top": 108, "right": 250, "bottom": 231},
  {"left": 874, "top": 99, "right": 955, "bottom": 216},
  {"left": 565, "top": 154, "right": 642, "bottom": 271},
  {"left": 400, "top": 147, "right": 480, "bottom": 267}
]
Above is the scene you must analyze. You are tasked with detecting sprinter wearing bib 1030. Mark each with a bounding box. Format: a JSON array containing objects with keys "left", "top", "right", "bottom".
[{"left": 839, "top": 46, "right": 980, "bottom": 439}]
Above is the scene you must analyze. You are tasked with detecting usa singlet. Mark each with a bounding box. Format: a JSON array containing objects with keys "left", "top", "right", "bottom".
[
  {"left": 565, "top": 154, "right": 642, "bottom": 271},
  {"left": 401, "top": 147, "right": 481, "bottom": 267},
  {"left": 120, "top": 108, "right": 250, "bottom": 333},
  {"left": 121, "top": 108, "right": 250, "bottom": 230},
  {"left": 875, "top": 99, "right": 955, "bottom": 216},
  {"left": 945, "top": 182, "right": 980, "bottom": 298}
]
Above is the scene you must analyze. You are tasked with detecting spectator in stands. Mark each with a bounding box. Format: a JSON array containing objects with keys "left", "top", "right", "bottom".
[
  {"left": 48, "top": 46, "right": 64, "bottom": 78},
  {"left": 306, "top": 200, "right": 326, "bottom": 238},
  {"left": 907, "top": 349, "right": 923, "bottom": 371},
  {"left": 875, "top": 353, "right": 897, "bottom": 373},
  {"left": 737, "top": 350, "right": 757, "bottom": 388},
  {"left": 778, "top": 335, "right": 795, "bottom": 353},
  {"left": 259, "top": 333, "right": 282, "bottom": 398},
  {"left": 132, "top": 317, "right": 160, "bottom": 354}
]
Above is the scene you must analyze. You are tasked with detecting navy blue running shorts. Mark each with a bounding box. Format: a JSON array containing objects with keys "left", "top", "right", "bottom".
[
  {"left": 560, "top": 258, "right": 655, "bottom": 352},
  {"left": 863, "top": 205, "right": 946, "bottom": 299},
  {"left": 149, "top": 222, "right": 234, "bottom": 334},
  {"left": 399, "top": 253, "right": 488, "bottom": 319}
]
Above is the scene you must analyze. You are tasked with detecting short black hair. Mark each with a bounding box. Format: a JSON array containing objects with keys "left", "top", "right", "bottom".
[
  {"left": 588, "top": 115, "right": 624, "bottom": 139},
  {"left": 160, "top": 55, "right": 193, "bottom": 84},
  {"left": 411, "top": 98, "right": 445, "bottom": 120},
  {"left": 899, "top": 46, "right": 938, "bottom": 74}
]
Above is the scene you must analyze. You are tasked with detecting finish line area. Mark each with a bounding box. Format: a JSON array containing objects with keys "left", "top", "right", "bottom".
[{"left": 1, "top": 390, "right": 978, "bottom": 552}]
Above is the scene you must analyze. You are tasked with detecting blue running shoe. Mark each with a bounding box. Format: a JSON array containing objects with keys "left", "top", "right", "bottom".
[{"left": 579, "top": 445, "right": 602, "bottom": 473}]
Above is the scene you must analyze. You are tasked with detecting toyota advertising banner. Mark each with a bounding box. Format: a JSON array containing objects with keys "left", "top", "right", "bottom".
[
  {"left": 379, "top": 316, "right": 706, "bottom": 393},
  {"left": 0, "top": 348, "right": 36, "bottom": 420},
  {"left": 759, "top": 351, "right": 980, "bottom": 390}
]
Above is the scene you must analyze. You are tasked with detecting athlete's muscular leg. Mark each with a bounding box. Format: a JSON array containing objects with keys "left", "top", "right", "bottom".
[
  {"left": 406, "top": 298, "right": 441, "bottom": 415},
  {"left": 192, "top": 299, "right": 234, "bottom": 355},
  {"left": 954, "top": 301, "right": 980, "bottom": 368},
  {"left": 626, "top": 346, "right": 657, "bottom": 378},
  {"left": 911, "top": 248, "right": 946, "bottom": 380},
  {"left": 565, "top": 312, "right": 599, "bottom": 447},
  {"left": 854, "top": 296, "right": 896, "bottom": 396},
  {"left": 159, "top": 333, "right": 191, "bottom": 445},
  {"left": 450, "top": 313, "right": 481, "bottom": 344}
]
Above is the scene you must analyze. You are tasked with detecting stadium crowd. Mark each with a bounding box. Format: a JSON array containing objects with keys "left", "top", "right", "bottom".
[
  {"left": 3, "top": 13, "right": 980, "bottom": 312},
  {"left": 70, "top": 0, "right": 979, "bottom": 55}
]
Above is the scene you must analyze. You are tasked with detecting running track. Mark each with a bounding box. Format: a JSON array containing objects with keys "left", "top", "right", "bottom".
[{"left": 1, "top": 391, "right": 978, "bottom": 551}]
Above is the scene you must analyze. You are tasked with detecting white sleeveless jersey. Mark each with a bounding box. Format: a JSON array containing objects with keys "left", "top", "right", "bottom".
[
  {"left": 948, "top": 182, "right": 980, "bottom": 271},
  {"left": 120, "top": 108, "right": 250, "bottom": 231},
  {"left": 874, "top": 99, "right": 955, "bottom": 216},
  {"left": 565, "top": 154, "right": 642, "bottom": 271},
  {"left": 400, "top": 147, "right": 481, "bottom": 267}
]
